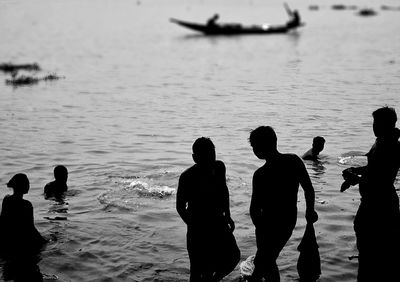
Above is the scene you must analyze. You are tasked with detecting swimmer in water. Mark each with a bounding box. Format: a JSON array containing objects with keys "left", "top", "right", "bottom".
[
  {"left": 44, "top": 165, "right": 68, "bottom": 200},
  {"left": 302, "top": 136, "right": 325, "bottom": 161},
  {"left": 0, "top": 173, "right": 47, "bottom": 255},
  {"left": 177, "top": 137, "right": 240, "bottom": 281}
]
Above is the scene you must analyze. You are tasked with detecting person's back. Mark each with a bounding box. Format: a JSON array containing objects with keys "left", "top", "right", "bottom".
[
  {"left": 0, "top": 174, "right": 46, "bottom": 255},
  {"left": 252, "top": 153, "right": 303, "bottom": 223},
  {"left": 179, "top": 160, "right": 228, "bottom": 227},
  {"left": 177, "top": 137, "right": 239, "bottom": 281}
]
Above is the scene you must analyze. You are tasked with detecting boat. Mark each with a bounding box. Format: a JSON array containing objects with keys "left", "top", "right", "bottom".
[{"left": 170, "top": 5, "right": 303, "bottom": 35}]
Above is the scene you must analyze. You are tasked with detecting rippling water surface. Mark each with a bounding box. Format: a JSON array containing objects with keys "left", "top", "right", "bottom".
[{"left": 0, "top": 0, "right": 399, "bottom": 281}]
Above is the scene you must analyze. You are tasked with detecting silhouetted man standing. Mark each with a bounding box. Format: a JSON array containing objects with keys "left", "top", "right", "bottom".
[
  {"left": 177, "top": 137, "right": 240, "bottom": 282},
  {"left": 341, "top": 106, "right": 400, "bottom": 281},
  {"left": 248, "top": 126, "right": 318, "bottom": 282}
]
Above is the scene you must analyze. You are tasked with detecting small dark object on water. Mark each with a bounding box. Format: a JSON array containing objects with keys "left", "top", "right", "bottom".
[
  {"left": 332, "top": 4, "right": 358, "bottom": 10},
  {"left": 0, "top": 62, "right": 40, "bottom": 73},
  {"left": 308, "top": 5, "right": 319, "bottom": 11},
  {"left": 44, "top": 216, "right": 67, "bottom": 221},
  {"left": 381, "top": 5, "right": 400, "bottom": 11},
  {"left": 6, "top": 75, "right": 39, "bottom": 86},
  {"left": 42, "top": 73, "right": 63, "bottom": 81},
  {"left": 5, "top": 73, "right": 63, "bottom": 87},
  {"left": 357, "top": 8, "right": 377, "bottom": 16}
]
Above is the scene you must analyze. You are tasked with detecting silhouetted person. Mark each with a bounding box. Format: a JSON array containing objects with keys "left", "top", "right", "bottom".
[
  {"left": 284, "top": 3, "right": 301, "bottom": 29},
  {"left": 0, "top": 173, "right": 46, "bottom": 281},
  {"left": 248, "top": 126, "right": 318, "bottom": 282},
  {"left": 206, "top": 13, "right": 219, "bottom": 27},
  {"left": 44, "top": 165, "right": 68, "bottom": 200},
  {"left": 302, "top": 136, "right": 325, "bottom": 161},
  {"left": 341, "top": 106, "right": 400, "bottom": 281},
  {"left": 177, "top": 137, "right": 240, "bottom": 282}
]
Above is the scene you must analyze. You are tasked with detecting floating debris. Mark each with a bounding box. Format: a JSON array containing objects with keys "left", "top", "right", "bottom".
[
  {"left": 357, "top": 8, "right": 378, "bottom": 16},
  {"left": 0, "top": 62, "right": 40, "bottom": 73},
  {"left": 308, "top": 5, "right": 319, "bottom": 11},
  {"left": 6, "top": 75, "right": 39, "bottom": 86},
  {"left": 5, "top": 73, "right": 64, "bottom": 87},
  {"left": 381, "top": 5, "right": 400, "bottom": 11},
  {"left": 332, "top": 4, "right": 358, "bottom": 10}
]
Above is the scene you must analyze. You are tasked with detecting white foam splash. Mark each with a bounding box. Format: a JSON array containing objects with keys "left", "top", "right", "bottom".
[
  {"left": 239, "top": 255, "right": 255, "bottom": 277},
  {"left": 129, "top": 180, "right": 175, "bottom": 198}
]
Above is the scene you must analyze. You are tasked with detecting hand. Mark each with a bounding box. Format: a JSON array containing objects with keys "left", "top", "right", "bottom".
[
  {"left": 306, "top": 209, "right": 318, "bottom": 224},
  {"left": 342, "top": 168, "right": 360, "bottom": 186},
  {"left": 227, "top": 216, "right": 235, "bottom": 232}
]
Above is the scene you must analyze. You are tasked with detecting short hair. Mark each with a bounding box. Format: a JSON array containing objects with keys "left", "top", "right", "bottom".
[
  {"left": 313, "top": 136, "right": 325, "bottom": 145},
  {"left": 54, "top": 165, "right": 68, "bottom": 179},
  {"left": 192, "top": 137, "right": 215, "bottom": 155},
  {"left": 249, "top": 126, "right": 277, "bottom": 148},
  {"left": 7, "top": 173, "right": 29, "bottom": 191},
  {"left": 372, "top": 106, "right": 397, "bottom": 128}
]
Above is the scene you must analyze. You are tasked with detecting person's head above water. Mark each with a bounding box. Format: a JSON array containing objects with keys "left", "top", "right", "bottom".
[
  {"left": 192, "top": 137, "right": 216, "bottom": 166},
  {"left": 6, "top": 173, "right": 30, "bottom": 195},
  {"left": 249, "top": 126, "right": 278, "bottom": 159},
  {"left": 372, "top": 106, "right": 397, "bottom": 138},
  {"left": 54, "top": 165, "right": 68, "bottom": 183},
  {"left": 312, "top": 136, "right": 325, "bottom": 153}
]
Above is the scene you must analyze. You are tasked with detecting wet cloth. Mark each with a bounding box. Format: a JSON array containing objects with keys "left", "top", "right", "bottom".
[{"left": 297, "top": 223, "right": 321, "bottom": 281}]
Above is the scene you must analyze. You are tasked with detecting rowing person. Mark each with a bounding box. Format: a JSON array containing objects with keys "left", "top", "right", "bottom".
[{"left": 284, "top": 3, "right": 301, "bottom": 29}]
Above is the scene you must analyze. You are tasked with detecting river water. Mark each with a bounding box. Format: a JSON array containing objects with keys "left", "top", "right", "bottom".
[{"left": 0, "top": 0, "right": 399, "bottom": 281}]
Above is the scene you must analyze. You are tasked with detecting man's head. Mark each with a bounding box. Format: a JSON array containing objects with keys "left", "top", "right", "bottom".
[
  {"left": 372, "top": 106, "right": 397, "bottom": 137},
  {"left": 192, "top": 137, "right": 216, "bottom": 166},
  {"left": 249, "top": 126, "right": 277, "bottom": 159},
  {"left": 312, "top": 136, "right": 325, "bottom": 153},
  {"left": 7, "top": 173, "right": 30, "bottom": 194},
  {"left": 54, "top": 165, "right": 68, "bottom": 183}
]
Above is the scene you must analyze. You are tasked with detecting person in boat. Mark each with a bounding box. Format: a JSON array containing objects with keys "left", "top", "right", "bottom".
[
  {"left": 341, "top": 106, "right": 400, "bottom": 281},
  {"left": 206, "top": 13, "right": 220, "bottom": 27},
  {"left": 0, "top": 173, "right": 47, "bottom": 255},
  {"left": 302, "top": 136, "right": 325, "bottom": 161},
  {"left": 44, "top": 165, "right": 68, "bottom": 200},
  {"left": 286, "top": 9, "right": 300, "bottom": 29},
  {"left": 177, "top": 137, "right": 240, "bottom": 281},
  {"left": 248, "top": 126, "right": 318, "bottom": 282}
]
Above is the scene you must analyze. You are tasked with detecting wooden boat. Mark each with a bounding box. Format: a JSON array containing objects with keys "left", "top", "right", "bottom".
[{"left": 170, "top": 5, "right": 303, "bottom": 35}]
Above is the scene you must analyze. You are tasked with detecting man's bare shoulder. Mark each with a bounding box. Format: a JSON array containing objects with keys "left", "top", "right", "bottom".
[{"left": 180, "top": 164, "right": 197, "bottom": 179}]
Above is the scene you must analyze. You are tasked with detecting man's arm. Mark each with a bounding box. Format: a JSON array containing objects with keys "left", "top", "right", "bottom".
[
  {"left": 176, "top": 174, "right": 190, "bottom": 225},
  {"left": 218, "top": 161, "right": 235, "bottom": 231},
  {"left": 250, "top": 172, "right": 262, "bottom": 227},
  {"left": 298, "top": 158, "right": 318, "bottom": 223}
]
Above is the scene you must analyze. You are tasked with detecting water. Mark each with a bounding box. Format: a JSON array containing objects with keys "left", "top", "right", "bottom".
[{"left": 0, "top": 0, "right": 399, "bottom": 281}]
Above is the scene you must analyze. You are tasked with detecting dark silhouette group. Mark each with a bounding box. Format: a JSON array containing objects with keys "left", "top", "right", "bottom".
[
  {"left": 0, "top": 166, "right": 68, "bottom": 281},
  {"left": 1, "top": 107, "right": 399, "bottom": 282},
  {"left": 177, "top": 106, "right": 400, "bottom": 282}
]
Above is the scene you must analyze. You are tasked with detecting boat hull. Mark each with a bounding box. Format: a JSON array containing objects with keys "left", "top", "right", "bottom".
[{"left": 170, "top": 18, "right": 299, "bottom": 35}]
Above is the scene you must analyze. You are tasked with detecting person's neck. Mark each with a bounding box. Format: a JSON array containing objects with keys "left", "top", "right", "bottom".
[
  {"left": 265, "top": 150, "right": 280, "bottom": 162},
  {"left": 12, "top": 192, "right": 24, "bottom": 199}
]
